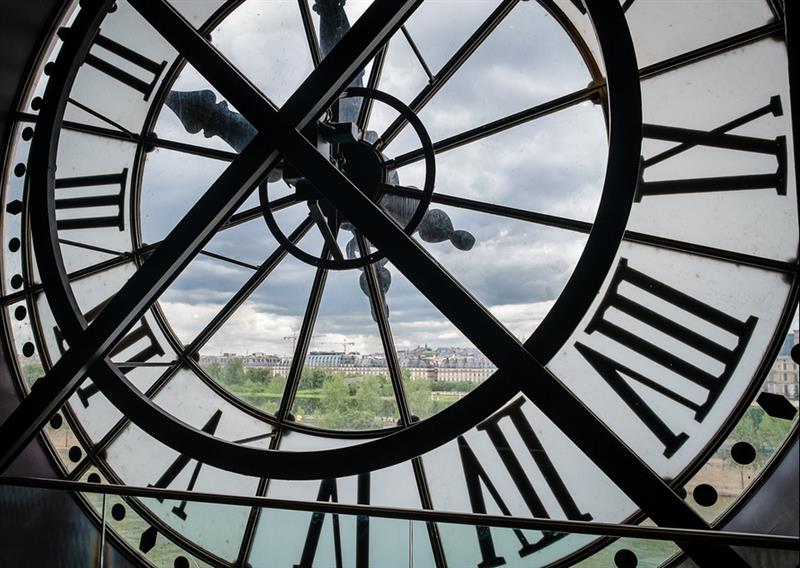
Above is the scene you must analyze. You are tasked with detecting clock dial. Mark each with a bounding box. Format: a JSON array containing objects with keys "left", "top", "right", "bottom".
[{"left": 0, "top": 0, "right": 797, "bottom": 567}]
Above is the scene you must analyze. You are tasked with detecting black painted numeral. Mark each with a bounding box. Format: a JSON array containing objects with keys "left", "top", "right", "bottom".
[
  {"left": 575, "top": 259, "right": 757, "bottom": 457},
  {"left": 85, "top": 32, "right": 167, "bottom": 100},
  {"left": 55, "top": 293, "right": 165, "bottom": 407},
  {"left": 458, "top": 397, "right": 590, "bottom": 567},
  {"left": 55, "top": 169, "right": 127, "bottom": 231},
  {"left": 150, "top": 410, "right": 222, "bottom": 520},
  {"left": 637, "top": 96, "right": 786, "bottom": 200},
  {"left": 295, "top": 474, "right": 370, "bottom": 568}
]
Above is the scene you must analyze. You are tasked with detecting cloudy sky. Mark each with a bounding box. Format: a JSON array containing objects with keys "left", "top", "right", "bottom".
[{"left": 140, "top": 0, "right": 609, "bottom": 357}]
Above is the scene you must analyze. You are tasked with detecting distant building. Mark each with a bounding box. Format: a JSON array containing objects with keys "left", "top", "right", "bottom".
[
  {"left": 779, "top": 331, "right": 796, "bottom": 356},
  {"left": 199, "top": 345, "right": 497, "bottom": 383}
]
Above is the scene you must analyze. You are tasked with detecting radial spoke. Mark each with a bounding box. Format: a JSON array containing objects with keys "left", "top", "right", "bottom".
[
  {"left": 67, "top": 97, "right": 136, "bottom": 138},
  {"left": 308, "top": 202, "right": 345, "bottom": 261},
  {"left": 297, "top": 0, "right": 322, "bottom": 67},
  {"left": 639, "top": 22, "right": 783, "bottom": 81},
  {"left": 186, "top": 219, "right": 314, "bottom": 355},
  {"left": 356, "top": 45, "right": 388, "bottom": 132},
  {"left": 388, "top": 84, "right": 602, "bottom": 168},
  {"left": 400, "top": 25, "right": 434, "bottom": 82},
  {"left": 379, "top": 0, "right": 521, "bottom": 148},
  {"left": 275, "top": 246, "right": 332, "bottom": 423},
  {"left": 355, "top": 233, "right": 412, "bottom": 425},
  {"left": 17, "top": 112, "right": 241, "bottom": 162},
  {"left": 385, "top": 184, "right": 593, "bottom": 233},
  {"left": 197, "top": 249, "right": 259, "bottom": 271},
  {"left": 383, "top": 185, "right": 796, "bottom": 273}
]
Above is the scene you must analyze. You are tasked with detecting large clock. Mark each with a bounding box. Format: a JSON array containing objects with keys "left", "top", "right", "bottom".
[{"left": 0, "top": 0, "right": 798, "bottom": 567}]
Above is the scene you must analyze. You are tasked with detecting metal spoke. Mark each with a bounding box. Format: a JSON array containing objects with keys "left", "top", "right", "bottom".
[
  {"left": 639, "top": 22, "right": 783, "bottom": 81},
  {"left": 67, "top": 97, "right": 136, "bottom": 138},
  {"left": 197, "top": 249, "right": 259, "bottom": 271},
  {"left": 298, "top": 0, "right": 322, "bottom": 67},
  {"left": 16, "top": 112, "right": 240, "bottom": 162},
  {"left": 356, "top": 45, "right": 388, "bottom": 132},
  {"left": 308, "top": 202, "right": 345, "bottom": 261},
  {"left": 385, "top": 184, "right": 593, "bottom": 233},
  {"left": 387, "top": 84, "right": 601, "bottom": 168},
  {"left": 379, "top": 0, "right": 521, "bottom": 148},
  {"left": 355, "top": 233, "right": 412, "bottom": 425},
  {"left": 185, "top": 219, "right": 314, "bottom": 355},
  {"left": 384, "top": 185, "right": 796, "bottom": 274},
  {"left": 401, "top": 25, "right": 434, "bottom": 82},
  {"left": 275, "top": 247, "right": 331, "bottom": 423}
]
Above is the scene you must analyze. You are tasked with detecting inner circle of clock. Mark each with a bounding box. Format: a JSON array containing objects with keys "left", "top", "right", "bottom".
[
  {"left": 255, "top": 86, "right": 439, "bottom": 271},
  {"left": 126, "top": 0, "right": 615, "bottom": 436}
]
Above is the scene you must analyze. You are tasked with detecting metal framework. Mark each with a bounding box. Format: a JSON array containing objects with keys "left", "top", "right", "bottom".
[{"left": 0, "top": 1, "right": 797, "bottom": 567}]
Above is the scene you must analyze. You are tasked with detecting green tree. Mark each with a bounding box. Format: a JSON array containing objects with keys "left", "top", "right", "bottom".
[
  {"left": 203, "top": 361, "right": 223, "bottom": 383},
  {"left": 356, "top": 375, "right": 383, "bottom": 416},
  {"left": 247, "top": 367, "right": 272, "bottom": 387},
  {"left": 406, "top": 380, "right": 433, "bottom": 419},
  {"left": 299, "top": 367, "right": 329, "bottom": 390},
  {"left": 223, "top": 358, "right": 246, "bottom": 386}
]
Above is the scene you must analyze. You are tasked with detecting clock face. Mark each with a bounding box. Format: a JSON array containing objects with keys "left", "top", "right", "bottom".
[{"left": 1, "top": 0, "right": 797, "bottom": 567}]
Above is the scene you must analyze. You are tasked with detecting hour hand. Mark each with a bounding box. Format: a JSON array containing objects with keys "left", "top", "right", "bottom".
[{"left": 165, "top": 89, "right": 257, "bottom": 153}]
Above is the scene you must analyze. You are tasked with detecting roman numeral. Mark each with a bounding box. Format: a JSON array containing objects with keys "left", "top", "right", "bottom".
[
  {"left": 55, "top": 170, "right": 127, "bottom": 231},
  {"left": 458, "top": 397, "right": 590, "bottom": 568},
  {"left": 295, "top": 474, "right": 370, "bottom": 568},
  {"left": 150, "top": 410, "right": 222, "bottom": 520},
  {"left": 84, "top": 32, "right": 167, "bottom": 100},
  {"left": 54, "top": 294, "right": 165, "bottom": 407},
  {"left": 637, "top": 95, "right": 786, "bottom": 201},
  {"left": 575, "top": 259, "right": 757, "bottom": 457}
]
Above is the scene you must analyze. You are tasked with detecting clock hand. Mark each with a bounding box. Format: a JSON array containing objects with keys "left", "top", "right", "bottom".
[
  {"left": 315, "top": 0, "right": 366, "bottom": 123},
  {"left": 0, "top": 0, "right": 422, "bottom": 472},
  {"left": 164, "top": 89, "right": 255, "bottom": 152}
]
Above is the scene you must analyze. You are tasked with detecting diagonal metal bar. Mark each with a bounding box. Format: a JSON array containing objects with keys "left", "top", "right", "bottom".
[
  {"left": 356, "top": 45, "right": 388, "bottom": 132},
  {"left": 275, "top": 251, "right": 330, "bottom": 423},
  {"left": 197, "top": 249, "right": 260, "bottom": 271},
  {"left": 386, "top": 184, "right": 594, "bottom": 233},
  {"left": 379, "top": 0, "right": 521, "bottom": 148},
  {"left": 387, "top": 84, "right": 601, "bottom": 168},
  {"left": 401, "top": 25, "right": 434, "bottom": 82},
  {"left": 0, "top": 0, "right": 424, "bottom": 472},
  {"left": 355, "top": 233, "right": 413, "bottom": 426},
  {"left": 298, "top": 0, "right": 322, "bottom": 67}
]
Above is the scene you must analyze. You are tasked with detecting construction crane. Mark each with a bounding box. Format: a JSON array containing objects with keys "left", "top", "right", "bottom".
[
  {"left": 321, "top": 337, "right": 356, "bottom": 354},
  {"left": 283, "top": 333, "right": 298, "bottom": 353}
]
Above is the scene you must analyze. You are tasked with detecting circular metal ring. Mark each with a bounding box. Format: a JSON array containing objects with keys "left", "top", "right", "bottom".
[
  {"left": 29, "top": 0, "right": 641, "bottom": 479},
  {"left": 259, "top": 86, "right": 436, "bottom": 270}
]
